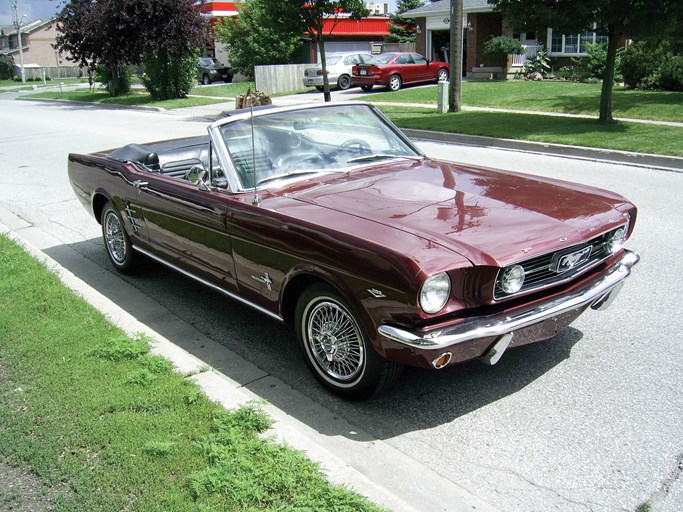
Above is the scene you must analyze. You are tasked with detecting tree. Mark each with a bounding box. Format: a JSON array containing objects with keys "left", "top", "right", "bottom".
[
  {"left": 489, "top": 0, "right": 683, "bottom": 123},
  {"left": 55, "top": 0, "right": 207, "bottom": 98},
  {"left": 214, "top": 0, "right": 302, "bottom": 80},
  {"left": 386, "top": 0, "right": 424, "bottom": 43},
  {"left": 264, "top": 0, "right": 370, "bottom": 102}
]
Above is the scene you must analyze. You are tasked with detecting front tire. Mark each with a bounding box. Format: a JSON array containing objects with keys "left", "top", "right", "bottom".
[
  {"left": 294, "top": 283, "right": 402, "bottom": 400},
  {"left": 202, "top": 74, "right": 211, "bottom": 85},
  {"left": 387, "top": 74, "right": 402, "bottom": 92},
  {"left": 101, "top": 201, "right": 136, "bottom": 273},
  {"left": 437, "top": 68, "right": 449, "bottom": 82}
]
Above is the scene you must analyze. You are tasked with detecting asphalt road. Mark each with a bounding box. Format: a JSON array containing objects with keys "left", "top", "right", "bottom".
[{"left": 1, "top": 93, "right": 681, "bottom": 512}]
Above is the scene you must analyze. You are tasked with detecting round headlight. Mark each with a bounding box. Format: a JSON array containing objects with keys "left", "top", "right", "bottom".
[
  {"left": 419, "top": 272, "right": 451, "bottom": 314},
  {"left": 605, "top": 227, "right": 626, "bottom": 254},
  {"left": 500, "top": 265, "right": 525, "bottom": 294}
]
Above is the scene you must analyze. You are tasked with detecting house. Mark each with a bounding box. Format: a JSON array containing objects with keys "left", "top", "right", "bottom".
[
  {"left": 0, "top": 18, "right": 80, "bottom": 80},
  {"left": 402, "top": 0, "right": 608, "bottom": 78}
]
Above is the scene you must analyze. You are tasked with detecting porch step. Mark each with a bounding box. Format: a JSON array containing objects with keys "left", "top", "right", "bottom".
[{"left": 467, "top": 67, "right": 516, "bottom": 80}]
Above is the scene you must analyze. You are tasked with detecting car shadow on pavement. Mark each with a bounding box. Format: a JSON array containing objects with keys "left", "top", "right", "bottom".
[{"left": 45, "top": 238, "right": 582, "bottom": 442}]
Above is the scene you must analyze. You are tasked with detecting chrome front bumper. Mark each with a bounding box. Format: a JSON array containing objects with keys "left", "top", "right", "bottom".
[{"left": 378, "top": 250, "right": 640, "bottom": 350}]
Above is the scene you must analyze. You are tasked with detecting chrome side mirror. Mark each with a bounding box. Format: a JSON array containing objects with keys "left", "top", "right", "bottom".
[{"left": 186, "top": 165, "right": 209, "bottom": 190}]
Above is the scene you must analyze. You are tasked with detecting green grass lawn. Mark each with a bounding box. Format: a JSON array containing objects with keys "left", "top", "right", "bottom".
[
  {"left": 189, "top": 81, "right": 256, "bottom": 97},
  {"left": 367, "top": 81, "right": 683, "bottom": 122},
  {"left": 0, "top": 234, "right": 382, "bottom": 512},
  {"left": 381, "top": 105, "right": 683, "bottom": 157},
  {"left": 24, "top": 90, "right": 228, "bottom": 109},
  {"left": 23, "top": 81, "right": 257, "bottom": 108},
  {"left": 0, "top": 77, "right": 90, "bottom": 88}
]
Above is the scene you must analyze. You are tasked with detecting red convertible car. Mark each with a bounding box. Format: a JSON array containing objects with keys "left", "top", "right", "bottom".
[
  {"left": 351, "top": 52, "right": 450, "bottom": 91},
  {"left": 68, "top": 102, "right": 639, "bottom": 400}
]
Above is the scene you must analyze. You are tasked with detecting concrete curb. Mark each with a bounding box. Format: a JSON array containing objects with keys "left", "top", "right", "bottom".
[
  {"left": 0, "top": 219, "right": 499, "bottom": 512},
  {"left": 401, "top": 129, "right": 683, "bottom": 172}
]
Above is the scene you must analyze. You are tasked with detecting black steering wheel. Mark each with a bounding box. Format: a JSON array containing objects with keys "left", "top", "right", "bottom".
[{"left": 338, "top": 138, "right": 372, "bottom": 156}]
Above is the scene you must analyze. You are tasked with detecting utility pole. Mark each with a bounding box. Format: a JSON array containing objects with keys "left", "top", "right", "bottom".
[
  {"left": 10, "top": 0, "right": 27, "bottom": 84},
  {"left": 448, "top": 0, "right": 463, "bottom": 112}
]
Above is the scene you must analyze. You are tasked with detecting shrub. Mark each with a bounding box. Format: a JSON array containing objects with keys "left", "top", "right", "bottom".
[
  {"left": 659, "top": 55, "right": 683, "bottom": 91},
  {"left": 555, "top": 65, "right": 574, "bottom": 80},
  {"left": 484, "top": 35, "right": 524, "bottom": 55},
  {"left": 141, "top": 49, "right": 197, "bottom": 100},
  {"left": 0, "top": 54, "right": 14, "bottom": 80},
  {"left": 523, "top": 49, "right": 551, "bottom": 77},
  {"left": 95, "top": 63, "right": 133, "bottom": 96},
  {"left": 621, "top": 41, "right": 671, "bottom": 89},
  {"left": 583, "top": 42, "right": 622, "bottom": 82}
]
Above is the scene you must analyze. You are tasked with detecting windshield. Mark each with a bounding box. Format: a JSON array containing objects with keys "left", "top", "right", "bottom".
[
  {"left": 199, "top": 57, "right": 218, "bottom": 66},
  {"left": 219, "top": 104, "right": 421, "bottom": 190}
]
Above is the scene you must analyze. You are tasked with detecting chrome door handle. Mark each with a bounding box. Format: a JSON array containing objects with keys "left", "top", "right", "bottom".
[{"left": 133, "top": 180, "right": 148, "bottom": 189}]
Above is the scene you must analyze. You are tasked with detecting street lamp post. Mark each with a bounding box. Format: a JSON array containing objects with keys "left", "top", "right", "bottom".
[{"left": 10, "top": 0, "right": 27, "bottom": 84}]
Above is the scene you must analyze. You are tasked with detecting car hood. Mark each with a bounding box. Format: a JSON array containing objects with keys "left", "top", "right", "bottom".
[{"left": 286, "top": 158, "right": 629, "bottom": 267}]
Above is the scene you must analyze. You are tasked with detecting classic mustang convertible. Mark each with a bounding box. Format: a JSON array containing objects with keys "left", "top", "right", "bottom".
[{"left": 68, "top": 102, "right": 639, "bottom": 399}]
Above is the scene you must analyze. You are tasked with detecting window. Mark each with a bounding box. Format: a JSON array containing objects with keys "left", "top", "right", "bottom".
[{"left": 548, "top": 27, "right": 608, "bottom": 55}]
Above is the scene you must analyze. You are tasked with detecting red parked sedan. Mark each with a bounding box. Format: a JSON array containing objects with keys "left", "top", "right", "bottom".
[{"left": 352, "top": 52, "right": 449, "bottom": 91}]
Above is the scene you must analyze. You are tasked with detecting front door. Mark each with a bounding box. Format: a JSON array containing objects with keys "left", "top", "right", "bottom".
[{"left": 135, "top": 174, "right": 238, "bottom": 293}]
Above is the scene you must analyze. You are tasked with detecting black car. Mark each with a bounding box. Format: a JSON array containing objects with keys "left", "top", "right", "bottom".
[{"left": 197, "top": 57, "right": 233, "bottom": 85}]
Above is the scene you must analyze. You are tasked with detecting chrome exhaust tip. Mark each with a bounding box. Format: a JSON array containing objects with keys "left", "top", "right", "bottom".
[{"left": 432, "top": 352, "right": 452, "bottom": 369}]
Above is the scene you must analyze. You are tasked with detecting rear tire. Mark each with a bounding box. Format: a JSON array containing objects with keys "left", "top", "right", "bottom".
[
  {"left": 360, "top": 85, "right": 373, "bottom": 92},
  {"left": 294, "top": 283, "right": 402, "bottom": 400},
  {"left": 101, "top": 201, "right": 136, "bottom": 274},
  {"left": 337, "top": 74, "right": 351, "bottom": 90},
  {"left": 387, "top": 74, "right": 402, "bottom": 92}
]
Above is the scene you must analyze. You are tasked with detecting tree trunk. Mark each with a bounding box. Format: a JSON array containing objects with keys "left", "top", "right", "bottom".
[
  {"left": 318, "top": 36, "right": 332, "bottom": 103},
  {"left": 599, "top": 25, "right": 619, "bottom": 123},
  {"left": 448, "top": 0, "right": 463, "bottom": 112}
]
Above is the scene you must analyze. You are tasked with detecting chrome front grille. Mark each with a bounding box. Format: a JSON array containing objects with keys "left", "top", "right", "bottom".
[{"left": 494, "top": 227, "right": 622, "bottom": 300}]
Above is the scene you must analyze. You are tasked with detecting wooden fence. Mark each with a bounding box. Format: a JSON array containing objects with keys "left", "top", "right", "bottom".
[{"left": 254, "top": 64, "right": 310, "bottom": 95}]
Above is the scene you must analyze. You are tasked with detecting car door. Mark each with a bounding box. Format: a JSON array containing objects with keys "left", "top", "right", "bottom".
[
  {"left": 411, "top": 53, "right": 432, "bottom": 82},
  {"left": 393, "top": 54, "right": 416, "bottom": 83},
  {"left": 133, "top": 174, "right": 238, "bottom": 293}
]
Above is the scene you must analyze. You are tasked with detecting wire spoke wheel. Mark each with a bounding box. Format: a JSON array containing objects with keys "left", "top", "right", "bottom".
[
  {"left": 104, "top": 211, "right": 127, "bottom": 264},
  {"left": 295, "top": 283, "right": 403, "bottom": 399},
  {"left": 100, "top": 201, "right": 135, "bottom": 273},
  {"left": 307, "top": 300, "right": 364, "bottom": 381}
]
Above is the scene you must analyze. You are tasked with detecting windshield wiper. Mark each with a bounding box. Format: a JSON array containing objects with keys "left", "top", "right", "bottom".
[
  {"left": 346, "top": 154, "right": 424, "bottom": 164},
  {"left": 256, "top": 168, "right": 347, "bottom": 186}
]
